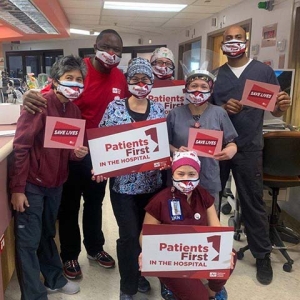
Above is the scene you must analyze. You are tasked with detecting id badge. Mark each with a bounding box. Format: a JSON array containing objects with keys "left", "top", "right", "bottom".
[{"left": 168, "top": 198, "right": 183, "bottom": 221}]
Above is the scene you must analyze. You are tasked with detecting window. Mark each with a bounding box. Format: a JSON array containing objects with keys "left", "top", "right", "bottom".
[{"left": 6, "top": 49, "right": 64, "bottom": 81}]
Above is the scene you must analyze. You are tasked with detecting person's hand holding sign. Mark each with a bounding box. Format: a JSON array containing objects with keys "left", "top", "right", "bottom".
[
  {"left": 91, "top": 170, "right": 107, "bottom": 182},
  {"left": 74, "top": 145, "right": 88, "bottom": 158},
  {"left": 213, "top": 143, "right": 237, "bottom": 161},
  {"left": 223, "top": 98, "right": 243, "bottom": 115}
]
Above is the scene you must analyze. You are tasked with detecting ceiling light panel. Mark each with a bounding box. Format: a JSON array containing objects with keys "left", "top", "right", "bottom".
[
  {"left": 0, "top": 9, "right": 36, "bottom": 33},
  {"left": 0, "top": 0, "right": 58, "bottom": 34},
  {"left": 104, "top": 1, "right": 187, "bottom": 12}
]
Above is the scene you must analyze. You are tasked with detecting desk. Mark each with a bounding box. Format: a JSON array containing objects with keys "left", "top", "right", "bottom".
[{"left": 0, "top": 125, "right": 15, "bottom": 300}]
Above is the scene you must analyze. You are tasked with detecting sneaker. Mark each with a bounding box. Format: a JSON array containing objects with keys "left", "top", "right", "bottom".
[
  {"left": 256, "top": 253, "right": 273, "bottom": 285},
  {"left": 87, "top": 251, "right": 115, "bottom": 268},
  {"left": 138, "top": 276, "right": 151, "bottom": 293},
  {"left": 46, "top": 280, "right": 80, "bottom": 295},
  {"left": 63, "top": 260, "right": 82, "bottom": 279},
  {"left": 215, "top": 286, "right": 228, "bottom": 300},
  {"left": 120, "top": 291, "right": 133, "bottom": 300},
  {"left": 161, "top": 282, "right": 176, "bottom": 300}
]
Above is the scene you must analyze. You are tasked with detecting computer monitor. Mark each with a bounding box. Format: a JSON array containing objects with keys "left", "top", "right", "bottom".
[
  {"left": 264, "top": 69, "right": 295, "bottom": 123},
  {"left": 274, "top": 69, "right": 295, "bottom": 101}
]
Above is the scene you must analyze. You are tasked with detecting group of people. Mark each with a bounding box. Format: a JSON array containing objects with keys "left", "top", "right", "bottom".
[{"left": 9, "top": 24, "right": 291, "bottom": 300}]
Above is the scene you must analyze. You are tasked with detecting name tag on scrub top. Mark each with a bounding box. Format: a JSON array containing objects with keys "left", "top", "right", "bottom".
[{"left": 168, "top": 199, "right": 183, "bottom": 221}]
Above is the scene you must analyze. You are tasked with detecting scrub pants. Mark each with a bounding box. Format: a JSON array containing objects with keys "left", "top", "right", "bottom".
[
  {"left": 59, "top": 153, "right": 107, "bottom": 262},
  {"left": 159, "top": 252, "right": 237, "bottom": 300},
  {"left": 219, "top": 151, "right": 272, "bottom": 259},
  {"left": 14, "top": 183, "right": 67, "bottom": 300},
  {"left": 110, "top": 189, "right": 158, "bottom": 295},
  {"left": 160, "top": 277, "right": 225, "bottom": 300}
]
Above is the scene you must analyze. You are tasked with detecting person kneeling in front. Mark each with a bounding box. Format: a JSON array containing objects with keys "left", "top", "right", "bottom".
[{"left": 139, "top": 151, "right": 235, "bottom": 300}]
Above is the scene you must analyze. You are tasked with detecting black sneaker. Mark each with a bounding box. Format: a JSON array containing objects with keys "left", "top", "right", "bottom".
[
  {"left": 138, "top": 276, "right": 151, "bottom": 293},
  {"left": 63, "top": 260, "right": 82, "bottom": 279},
  {"left": 161, "top": 282, "right": 176, "bottom": 300},
  {"left": 87, "top": 251, "right": 115, "bottom": 268},
  {"left": 256, "top": 253, "right": 273, "bottom": 285},
  {"left": 120, "top": 291, "right": 133, "bottom": 300}
]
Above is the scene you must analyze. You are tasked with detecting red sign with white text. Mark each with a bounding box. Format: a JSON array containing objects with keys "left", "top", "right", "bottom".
[
  {"left": 87, "top": 118, "right": 171, "bottom": 177},
  {"left": 188, "top": 128, "right": 223, "bottom": 158},
  {"left": 240, "top": 79, "right": 280, "bottom": 111},
  {"left": 44, "top": 117, "right": 86, "bottom": 149},
  {"left": 141, "top": 224, "right": 233, "bottom": 279}
]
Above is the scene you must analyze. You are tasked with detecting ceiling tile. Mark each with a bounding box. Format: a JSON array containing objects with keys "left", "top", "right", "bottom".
[
  {"left": 174, "top": 12, "right": 212, "bottom": 19},
  {"left": 162, "top": 18, "right": 199, "bottom": 28}
]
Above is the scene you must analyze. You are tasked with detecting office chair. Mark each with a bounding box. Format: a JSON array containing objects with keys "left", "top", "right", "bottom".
[{"left": 237, "top": 131, "right": 300, "bottom": 272}]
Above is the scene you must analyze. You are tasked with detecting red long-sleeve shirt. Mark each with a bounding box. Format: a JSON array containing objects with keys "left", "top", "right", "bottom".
[{"left": 10, "top": 89, "right": 82, "bottom": 193}]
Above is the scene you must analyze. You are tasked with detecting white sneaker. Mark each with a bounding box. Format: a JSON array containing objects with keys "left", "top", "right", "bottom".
[{"left": 46, "top": 280, "right": 80, "bottom": 295}]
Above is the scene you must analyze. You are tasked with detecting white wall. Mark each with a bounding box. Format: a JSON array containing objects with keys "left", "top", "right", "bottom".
[{"left": 168, "top": 0, "right": 294, "bottom": 71}]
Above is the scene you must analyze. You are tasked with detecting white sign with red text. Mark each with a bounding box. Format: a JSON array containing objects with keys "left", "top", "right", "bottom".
[
  {"left": 142, "top": 224, "right": 233, "bottom": 279},
  {"left": 148, "top": 80, "right": 186, "bottom": 115},
  {"left": 87, "top": 118, "right": 171, "bottom": 177}
]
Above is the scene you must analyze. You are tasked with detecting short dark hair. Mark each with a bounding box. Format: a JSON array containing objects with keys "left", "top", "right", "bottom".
[
  {"left": 50, "top": 55, "right": 87, "bottom": 81},
  {"left": 96, "top": 29, "right": 123, "bottom": 45}
]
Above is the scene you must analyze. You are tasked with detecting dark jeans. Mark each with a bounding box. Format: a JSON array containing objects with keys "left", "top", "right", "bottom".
[
  {"left": 59, "top": 153, "right": 107, "bottom": 262},
  {"left": 110, "top": 189, "right": 157, "bottom": 295},
  {"left": 15, "top": 183, "right": 67, "bottom": 300},
  {"left": 220, "top": 151, "right": 272, "bottom": 259}
]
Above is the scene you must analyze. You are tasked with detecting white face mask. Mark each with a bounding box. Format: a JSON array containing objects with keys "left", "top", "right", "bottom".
[
  {"left": 221, "top": 39, "right": 247, "bottom": 58},
  {"left": 152, "top": 65, "right": 173, "bottom": 79},
  {"left": 56, "top": 81, "right": 84, "bottom": 100},
  {"left": 128, "top": 83, "right": 153, "bottom": 99},
  {"left": 95, "top": 50, "right": 121, "bottom": 69},
  {"left": 186, "top": 90, "right": 211, "bottom": 106},
  {"left": 172, "top": 178, "right": 200, "bottom": 195}
]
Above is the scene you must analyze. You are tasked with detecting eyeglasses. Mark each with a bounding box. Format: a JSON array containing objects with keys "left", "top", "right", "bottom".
[
  {"left": 153, "top": 60, "right": 174, "bottom": 69},
  {"left": 129, "top": 76, "right": 152, "bottom": 84}
]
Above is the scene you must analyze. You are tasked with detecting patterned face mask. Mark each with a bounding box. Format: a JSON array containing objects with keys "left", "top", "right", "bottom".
[
  {"left": 152, "top": 65, "right": 174, "bottom": 79},
  {"left": 128, "top": 82, "right": 153, "bottom": 99},
  {"left": 172, "top": 178, "right": 200, "bottom": 195},
  {"left": 221, "top": 39, "right": 247, "bottom": 58},
  {"left": 95, "top": 50, "right": 121, "bottom": 69},
  {"left": 56, "top": 81, "right": 84, "bottom": 100},
  {"left": 185, "top": 90, "right": 211, "bottom": 106}
]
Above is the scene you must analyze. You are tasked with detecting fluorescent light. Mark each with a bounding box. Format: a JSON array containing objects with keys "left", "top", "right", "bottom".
[
  {"left": 10, "top": 0, "right": 58, "bottom": 34},
  {"left": 0, "top": 10, "right": 36, "bottom": 34},
  {"left": 70, "top": 28, "right": 100, "bottom": 36},
  {"left": 0, "top": 0, "right": 58, "bottom": 34},
  {"left": 104, "top": 1, "right": 187, "bottom": 12}
]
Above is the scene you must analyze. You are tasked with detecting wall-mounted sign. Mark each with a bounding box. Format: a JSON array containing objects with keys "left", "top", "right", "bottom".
[{"left": 261, "top": 23, "right": 277, "bottom": 48}]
